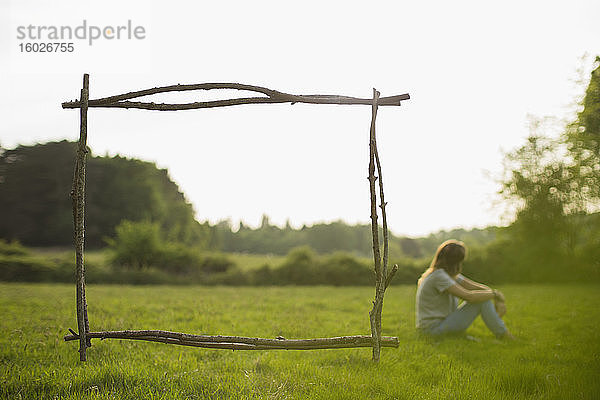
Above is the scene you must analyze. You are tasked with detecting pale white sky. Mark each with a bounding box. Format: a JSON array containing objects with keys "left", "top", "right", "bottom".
[{"left": 1, "top": 0, "right": 599, "bottom": 237}]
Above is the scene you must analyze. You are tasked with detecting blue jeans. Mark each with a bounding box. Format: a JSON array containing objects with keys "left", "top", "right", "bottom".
[{"left": 429, "top": 300, "right": 507, "bottom": 338}]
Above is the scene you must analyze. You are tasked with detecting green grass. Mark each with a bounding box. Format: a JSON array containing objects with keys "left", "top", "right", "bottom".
[{"left": 1, "top": 283, "right": 599, "bottom": 399}]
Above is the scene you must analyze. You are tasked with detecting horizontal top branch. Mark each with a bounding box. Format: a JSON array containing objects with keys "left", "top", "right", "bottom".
[{"left": 62, "top": 82, "right": 410, "bottom": 111}]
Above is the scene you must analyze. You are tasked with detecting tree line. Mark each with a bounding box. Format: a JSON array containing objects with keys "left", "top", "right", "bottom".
[
  {"left": 0, "top": 140, "right": 211, "bottom": 248},
  {"left": 212, "top": 216, "right": 497, "bottom": 259},
  {"left": 0, "top": 139, "right": 495, "bottom": 258}
]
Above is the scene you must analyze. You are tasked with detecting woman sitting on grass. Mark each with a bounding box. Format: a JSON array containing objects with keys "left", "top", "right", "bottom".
[{"left": 416, "top": 239, "right": 514, "bottom": 339}]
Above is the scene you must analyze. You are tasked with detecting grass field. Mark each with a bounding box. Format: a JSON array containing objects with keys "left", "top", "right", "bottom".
[{"left": 1, "top": 283, "right": 599, "bottom": 399}]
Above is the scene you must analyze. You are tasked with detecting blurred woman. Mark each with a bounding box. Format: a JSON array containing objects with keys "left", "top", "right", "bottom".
[{"left": 416, "top": 239, "right": 514, "bottom": 339}]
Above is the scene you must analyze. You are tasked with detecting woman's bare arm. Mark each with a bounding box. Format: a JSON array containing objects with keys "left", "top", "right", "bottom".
[
  {"left": 459, "top": 276, "right": 506, "bottom": 302},
  {"left": 458, "top": 275, "right": 491, "bottom": 291},
  {"left": 447, "top": 284, "right": 496, "bottom": 303}
]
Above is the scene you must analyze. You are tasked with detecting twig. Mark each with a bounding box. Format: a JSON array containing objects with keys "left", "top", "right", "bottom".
[
  {"left": 374, "top": 143, "right": 389, "bottom": 281},
  {"left": 385, "top": 264, "right": 399, "bottom": 290}
]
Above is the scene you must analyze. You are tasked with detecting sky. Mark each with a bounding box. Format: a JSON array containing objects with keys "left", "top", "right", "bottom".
[{"left": 1, "top": 0, "right": 599, "bottom": 237}]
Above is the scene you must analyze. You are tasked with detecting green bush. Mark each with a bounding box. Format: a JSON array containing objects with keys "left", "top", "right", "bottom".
[
  {"left": 250, "top": 264, "right": 275, "bottom": 285},
  {"left": 271, "top": 247, "right": 375, "bottom": 286},
  {"left": 0, "top": 240, "right": 29, "bottom": 256},
  {"left": 106, "top": 220, "right": 236, "bottom": 278},
  {"left": 0, "top": 253, "right": 74, "bottom": 282},
  {"left": 200, "top": 253, "right": 235, "bottom": 273},
  {"left": 319, "top": 252, "right": 372, "bottom": 286},
  {"left": 275, "top": 246, "right": 320, "bottom": 285},
  {"left": 213, "top": 266, "right": 250, "bottom": 285},
  {"left": 0, "top": 255, "right": 55, "bottom": 281},
  {"left": 156, "top": 243, "right": 203, "bottom": 274},
  {"left": 13, "top": 234, "right": 600, "bottom": 285},
  {"left": 106, "top": 220, "right": 162, "bottom": 269}
]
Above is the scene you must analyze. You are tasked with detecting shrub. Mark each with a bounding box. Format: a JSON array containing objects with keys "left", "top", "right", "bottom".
[
  {"left": 216, "top": 266, "right": 250, "bottom": 285},
  {"left": 0, "top": 253, "right": 74, "bottom": 282},
  {"left": 250, "top": 264, "right": 275, "bottom": 285},
  {"left": 156, "top": 243, "right": 203, "bottom": 274},
  {"left": 106, "top": 220, "right": 236, "bottom": 277},
  {"left": 320, "top": 252, "right": 372, "bottom": 286},
  {"left": 106, "top": 220, "right": 162, "bottom": 269},
  {"left": 275, "top": 246, "right": 320, "bottom": 285},
  {"left": 200, "top": 253, "right": 235, "bottom": 274},
  {"left": 0, "top": 240, "right": 29, "bottom": 256},
  {"left": 272, "top": 247, "right": 374, "bottom": 286},
  {"left": 0, "top": 255, "right": 56, "bottom": 281}
]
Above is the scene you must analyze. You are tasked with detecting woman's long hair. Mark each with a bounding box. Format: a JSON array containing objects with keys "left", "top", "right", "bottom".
[{"left": 417, "top": 239, "right": 466, "bottom": 286}]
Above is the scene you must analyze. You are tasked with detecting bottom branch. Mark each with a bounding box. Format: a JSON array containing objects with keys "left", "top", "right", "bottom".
[{"left": 64, "top": 330, "right": 399, "bottom": 350}]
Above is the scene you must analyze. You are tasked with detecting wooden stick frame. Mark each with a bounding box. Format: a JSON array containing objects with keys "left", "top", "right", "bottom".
[{"left": 63, "top": 74, "right": 409, "bottom": 362}]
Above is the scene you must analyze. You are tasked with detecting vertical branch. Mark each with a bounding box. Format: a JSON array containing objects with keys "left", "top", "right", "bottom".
[
  {"left": 71, "top": 73, "right": 90, "bottom": 361},
  {"left": 367, "top": 88, "right": 399, "bottom": 362},
  {"left": 367, "top": 88, "right": 382, "bottom": 362},
  {"left": 373, "top": 112, "right": 390, "bottom": 344},
  {"left": 373, "top": 120, "right": 389, "bottom": 281},
  {"left": 368, "top": 88, "right": 382, "bottom": 285}
]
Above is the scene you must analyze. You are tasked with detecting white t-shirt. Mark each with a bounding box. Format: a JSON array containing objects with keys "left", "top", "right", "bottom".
[{"left": 416, "top": 269, "right": 465, "bottom": 329}]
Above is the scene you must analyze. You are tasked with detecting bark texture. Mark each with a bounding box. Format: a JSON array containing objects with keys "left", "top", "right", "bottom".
[{"left": 71, "top": 73, "right": 91, "bottom": 361}]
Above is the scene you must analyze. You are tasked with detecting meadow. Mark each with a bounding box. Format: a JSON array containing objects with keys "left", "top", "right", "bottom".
[{"left": 1, "top": 283, "right": 599, "bottom": 399}]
